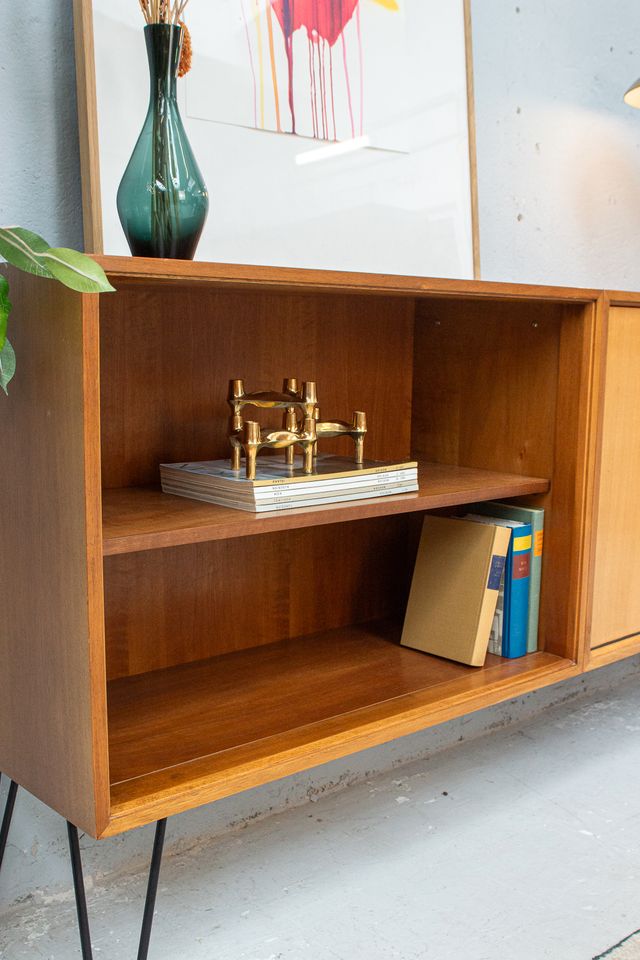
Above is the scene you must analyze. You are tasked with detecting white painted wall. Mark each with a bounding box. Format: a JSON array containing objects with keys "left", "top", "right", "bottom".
[{"left": 3, "top": 0, "right": 640, "bottom": 917}]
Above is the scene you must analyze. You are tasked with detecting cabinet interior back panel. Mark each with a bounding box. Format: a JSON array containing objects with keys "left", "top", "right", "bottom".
[
  {"left": 99, "top": 285, "right": 415, "bottom": 488},
  {"left": 104, "top": 515, "right": 422, "bottom": 679}
]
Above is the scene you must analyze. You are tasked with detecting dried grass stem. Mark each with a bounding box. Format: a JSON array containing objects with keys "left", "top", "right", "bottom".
[{"left": 137, "top": 0, "right": 190, "bottom": 25}]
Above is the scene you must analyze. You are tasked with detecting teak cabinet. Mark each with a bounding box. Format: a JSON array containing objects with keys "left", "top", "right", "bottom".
[{"left": 0, "top": 259, "right": 635, "bottom": 840}]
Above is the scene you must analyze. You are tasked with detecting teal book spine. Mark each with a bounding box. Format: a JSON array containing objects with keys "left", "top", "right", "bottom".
[
  {"left": 502, "top": 523, "right": 532, "bottom": 659},
  {"left": 474, "top": 503, "right": 544, "bottom": 653}
]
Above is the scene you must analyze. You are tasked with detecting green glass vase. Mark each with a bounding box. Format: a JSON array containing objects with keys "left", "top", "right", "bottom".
[{"left": 117, "top": 24, "right": 209, "bottom": 260}]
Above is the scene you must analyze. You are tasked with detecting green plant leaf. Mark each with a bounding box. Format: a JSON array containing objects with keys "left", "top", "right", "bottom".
[
  {"left": 0, "top": 228, "right": 114, "bottom": 294},
  {"left": 0, "top": 274, "right": 11, "bottom": 354},
  {"left": 0, "top": 338, "right": 16, "bottom": 394},
  {"left": 0, "top": 225, "right": 116, "bottom": 400},
  {"left": 43, "top": 247, "right": 115, "bottom": 294},
  {"left": 0, "top": 226, "right": 54, "bottom": 279}
]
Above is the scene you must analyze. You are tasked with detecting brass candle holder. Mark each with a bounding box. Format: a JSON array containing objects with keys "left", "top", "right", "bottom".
[
  {"left": 228, "top": 378, "right": 317, "bottom": 418},
  {"left": 313, "top": 409, "right": 367, "bottom": 464},
  {"left": 230, "top": 415, "right": 317, "bottom": 480},
  {"left": 226, "top": 378, "right": 368, "bottom": 478}
]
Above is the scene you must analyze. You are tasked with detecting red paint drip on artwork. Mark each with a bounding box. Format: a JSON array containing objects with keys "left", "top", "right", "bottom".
[
  {"left": 269, "top": 0, "right": 361, "bottom": 137},
  {"left": 271, "top": 0, "right": 360, "bottom": 48}
]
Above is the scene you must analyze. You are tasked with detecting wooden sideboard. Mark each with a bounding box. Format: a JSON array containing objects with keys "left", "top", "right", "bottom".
[{"left": 0, "top": 259, "right": 635, "bottom": 841}]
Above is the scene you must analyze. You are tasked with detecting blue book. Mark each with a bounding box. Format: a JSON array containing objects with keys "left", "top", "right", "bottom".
[
  {"left": 471, "top": 502, "right": 544, "bottom": 653},
  {"left": 465, "top": 516, "right": 532, "bottom": 659}
]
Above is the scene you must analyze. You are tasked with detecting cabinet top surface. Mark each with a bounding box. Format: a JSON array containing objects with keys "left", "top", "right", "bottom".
[{"left": 93, "top": 255, "right": 602, "bottom": 303}]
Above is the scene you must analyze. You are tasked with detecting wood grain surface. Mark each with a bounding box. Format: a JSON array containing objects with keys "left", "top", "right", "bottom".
[
  {"left": 107, "top": 620, "right": 571, "bottom": 787},
  {"left": 547, "top": 302, "right": 599, "bottom": 663},
  {"left": 94, "top": 255, "right": 600, "bottom": 302},
  {"left": 587, "top": 633, "right": 640, "bottom": 670},
  {"left": 411, "top": 297, "right": 596, "bottom": 661},
  {"left": 105, "top": 620, "right": 575, "bottom": 835},
  {"left": 2, "top": 256, "right": 605, "bottom": 840},
  {"left": 590, "top": 306, "right": 640, "bottom": 649},
  {"left": 463, "top": 0, "right": 481, "bottom": 280},
  {"left": 0, "top": 270, "right": 109, "bottom": 836},
  {"left": 102, "top": 463, "right": 550, "bottom": 555},
  {"left": 73, "top": 0, "right": 104, "bottom": 254},
  {"left": 99, "top": 286, "right": 414, "bottom": 488},
  {"left": 103, "top": 515, "right": 420, "bottom": 679}
]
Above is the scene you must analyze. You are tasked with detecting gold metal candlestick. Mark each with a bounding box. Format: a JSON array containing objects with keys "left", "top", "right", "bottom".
[
  {"left": 228, "top": 378, "right": 317, "bottom": 417},
  {"left": 226, "top": 378, "right": 368, "bottom": 477},
  {"left": 284, "top": 406, "right": 298, "bottom": 466},
  {"left": 313, "top": 409, "right": 367, "bottom": 463},
  {"left": 228, "top": 378, "right": 319, "bottom": 472},
  {"left": 230, "top": 416, "right": 318, "bottom": 480}
]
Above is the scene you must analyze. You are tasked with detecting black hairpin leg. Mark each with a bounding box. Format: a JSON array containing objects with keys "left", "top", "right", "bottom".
[
  {"left": 65, "top": 816, "right": 167, "bottom": 960},
  {"left": 0, "top": 775, "right": 19, "bottom": 873},
  {"left": 67, "top": 822, "right": 94, "bottom": 960},
  {"left": 137, "top": 818, "right": 167, "bottom": 960},
  {"left": 3, "top": 779, "right": 167, "bottom": 960}
]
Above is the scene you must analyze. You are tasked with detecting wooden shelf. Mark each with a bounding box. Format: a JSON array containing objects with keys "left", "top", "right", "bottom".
[
  {"left": 97, "top": 254, "right": 600, "bottom": 303},
  {"left": 106, "top": 619, "right": 574, "bottom": 835},
  {"left": 102, "top": 462, "right": 550, "bottom": 556}
]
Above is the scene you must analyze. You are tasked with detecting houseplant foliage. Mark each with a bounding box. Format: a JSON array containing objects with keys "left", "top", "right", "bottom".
[{"left": 0, "top": 226, "right": 114, "bottom": 394}]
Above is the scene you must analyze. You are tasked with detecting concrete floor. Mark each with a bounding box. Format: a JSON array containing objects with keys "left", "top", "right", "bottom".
[{"left": 2, "top": 674, "right": 640, "bottom": 960}]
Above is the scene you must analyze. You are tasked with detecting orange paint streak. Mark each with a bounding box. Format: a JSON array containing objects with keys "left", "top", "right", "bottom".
[
  {"left": 254, "top": 0, "right": 265, "bottom": 128},
  {"left": 266, "top": 2, "right": 282, "bottom": 132}
]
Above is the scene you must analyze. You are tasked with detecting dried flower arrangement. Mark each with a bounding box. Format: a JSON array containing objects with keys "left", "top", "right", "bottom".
[
  {"left": 137, "top": 1, "right": 193, "bottom": 76},
  {"left": 137, "top": 0, "right": 190, "bottom": 25},
  {"left": 178, "top": 19, "right": 192, "bottom": 77}
]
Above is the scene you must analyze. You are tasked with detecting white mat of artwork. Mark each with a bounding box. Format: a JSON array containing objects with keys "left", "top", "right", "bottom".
[{"left": 90, "top": 0, "right": 476, "bottom": 278}]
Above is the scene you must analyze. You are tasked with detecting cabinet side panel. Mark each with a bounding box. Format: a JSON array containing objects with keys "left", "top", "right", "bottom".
[
  {"left": 0, "top": 270, "right": 108, "bottom": 836},
  {"left": 545, "top": 303, "right": 597, "bottom": 662},
  {"left": 590, "top": 306, "right": 640, "bottom": 649}
]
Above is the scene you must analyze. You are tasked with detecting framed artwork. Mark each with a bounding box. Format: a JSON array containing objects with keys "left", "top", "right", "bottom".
[
  {"left": 186, "top": 0, "right": 409, "bottom": 149},
  {"left": 74, "top": 0, "right": 480, "bottom": 278}
]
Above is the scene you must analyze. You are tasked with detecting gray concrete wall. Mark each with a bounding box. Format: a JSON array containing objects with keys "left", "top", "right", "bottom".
[
  {"left": 2, "top": 0, "right": 640, "bottom": 914},
  {"left": 472, "top": 0, "right": 640, "bottom": 288},
  {"left": 1, "top": 0, "right": 83, "bottom": 248}
]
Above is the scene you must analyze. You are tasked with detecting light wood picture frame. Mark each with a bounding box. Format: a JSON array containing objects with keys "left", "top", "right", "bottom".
[{"left": 74, "top": 0, "right": 480, "bottom": 279}]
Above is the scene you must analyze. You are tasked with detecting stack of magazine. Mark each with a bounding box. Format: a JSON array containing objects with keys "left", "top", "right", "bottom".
[{"left": 160, "top": 454, "right": 419, "bottom": 512}]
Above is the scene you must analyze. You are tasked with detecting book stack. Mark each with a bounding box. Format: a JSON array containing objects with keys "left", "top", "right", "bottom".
[
  {"left": 466, "top": 502, "right": 545, "bottom": 657},
  {"left": 400, "top": 515, "right": 511, "bottom": 666},
  {"left": 160, "top": 454, "right": 418, "bottom": 512},
  {"left": 464, "top": 513, "right": 532, "bottom": 659},
  {"left": 400, "top": 504, "right": 544, "bottom": 667}
]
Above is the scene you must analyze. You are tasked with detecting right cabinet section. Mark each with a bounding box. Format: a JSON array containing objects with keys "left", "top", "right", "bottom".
[{"left": 591, "top": 305, "right": 640, "bottom": 651}]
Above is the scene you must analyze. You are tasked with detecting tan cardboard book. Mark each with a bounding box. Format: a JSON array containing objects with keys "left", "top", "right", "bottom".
[{"left": 400, "top": 515, "right": 512, "bottom": 666}]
